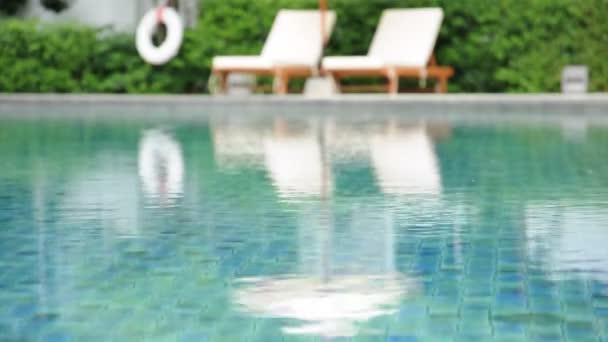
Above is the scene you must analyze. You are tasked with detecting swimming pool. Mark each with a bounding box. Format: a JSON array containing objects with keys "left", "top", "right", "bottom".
[{"left": 1, "top": 100, "right": 608, "bottom": 340}]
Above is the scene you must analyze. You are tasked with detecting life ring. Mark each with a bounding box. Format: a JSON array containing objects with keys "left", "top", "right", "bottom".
[{"left": 136, "top": 6, "right": 184, "bottom": 65}]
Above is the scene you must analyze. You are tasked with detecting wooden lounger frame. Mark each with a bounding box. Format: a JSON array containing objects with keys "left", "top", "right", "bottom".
[
  {"left": 212, "top": 66, "right": 314, "bottom": 95},
  {"left": 324, "top": 54, "right": 454, "bottom": 94}
]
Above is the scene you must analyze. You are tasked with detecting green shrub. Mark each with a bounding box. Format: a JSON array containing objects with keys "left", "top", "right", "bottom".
[
  {"left": 0, "top": 0, "right": 26, "bottom": 15},
  {"left": 0, "top": 0, "right": 606, "bottom": 93}
]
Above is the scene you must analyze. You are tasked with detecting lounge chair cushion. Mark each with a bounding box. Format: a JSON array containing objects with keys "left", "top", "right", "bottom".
[
  {"left": 322, "top": 8, "right": 444, "bottom": 69},
  {"left": 322, "top": 56, "right": 384, "bottom": 70},
  {"left": 212, "top": 10, "right": 336, "bottom": 70},
  {"left": 369, "top": 8, "right": 443, "bottom": 67},
  {"left": 262, "top": 10, "right": 336, "bottom": 67},
  {"left": 212, "top": 56, "right": 273, "bottom": 70}
]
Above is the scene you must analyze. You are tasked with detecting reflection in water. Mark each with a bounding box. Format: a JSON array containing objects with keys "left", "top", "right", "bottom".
[
  {"left": 61, "top": 152, "right": 139, "bottom": 236},
  {"left": 370, "top": 122, "right": 441, "bottom": 196},
  {"left": 227, "top": 118, "right": 439, "bottom": 337},
  {"left": 233, "top": 196, "right": 414, "bottom": 337},
  {"left": 264, "top": 119, "right": 331, "bottom": 198},
  {"left": 5, "top": 117, "right": 608, "bottom": 340},
  {"left": 526, "top": 203, "right": 608, "bottom": 281},
  {"left": 235, "top": 275, "right": 413, "bottom": 337},
  {"left": 211, "top": 120, "right": 266, "bottom": 169},
  {"left": 138, "top": 129, "right": 185, "bottom": 203}
]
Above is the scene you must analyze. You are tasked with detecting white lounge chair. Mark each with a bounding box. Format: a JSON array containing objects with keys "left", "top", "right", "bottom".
[
  {"left": 212, "top": 9, "right": 336, "bottom": 95},
  {"left": 322, "top": 8, "right": 453, "bottom": 93}
]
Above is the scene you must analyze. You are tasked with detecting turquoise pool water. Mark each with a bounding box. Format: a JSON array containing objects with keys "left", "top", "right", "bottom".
[{"left": 1, "top": 115, "right": 607, "bottom": 341}]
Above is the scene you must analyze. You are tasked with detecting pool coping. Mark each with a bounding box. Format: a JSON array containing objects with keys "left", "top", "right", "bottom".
[
  {"left": 2, "top": 93, "right": 608, "bottom": 123},
  {"left": 2, "top": 93, "right": 608, "bottom": 105}
]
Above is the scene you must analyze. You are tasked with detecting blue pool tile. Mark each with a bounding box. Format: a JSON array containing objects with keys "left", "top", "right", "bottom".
[
  {"left": 529, "top": 299, "right": 561, "bottom": 315},
  {"left": 565, "top": 321, "right": 597, "bottom": 340},
  {"left": 595, "top": 307, "right": 608, "bottom": 317},
  {"left": 386, "top": 335, "right": 418, "bottom": 342},
  {"left": 179, "top": 331, "right": 209, "bottom": 342},
  {"left": 42, "top": 332, "right": 71, "bottom": 342},
  {"left": 398, "top": 304, "right": 427, "bottom": 319},
  {"left": 454, "top": 332, "right": 492, "bottom": 341},
  {"left": 590, "top": 282, "right": 608, "bottom": 296},
  {"left": 11, "top": 303, "right": 37, "bottom": 319},
  {"left": 494, "top": 320, "right": 526, "bottom": 335}
]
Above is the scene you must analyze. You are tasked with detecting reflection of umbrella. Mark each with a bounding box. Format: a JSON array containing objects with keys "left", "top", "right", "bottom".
[
  {"left": 240, "top": 127, "right": 415, "bottom": 337},
  {"left": 370, "top": 124, "right": 441, "bottom": 196},
  {"left": 234, "top": 274, "right": 415, "bottom": 337},
  {"left": 138, "top": 129, "right": 184, "bottom": 201}
]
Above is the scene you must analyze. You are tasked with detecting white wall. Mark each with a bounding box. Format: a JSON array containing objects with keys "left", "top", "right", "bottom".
[
  {"left": 23, "top": 0, "right": 197, "bottom": 32},
  {"left": 23, "top": 0, "right": 147, "bottom": 32}
]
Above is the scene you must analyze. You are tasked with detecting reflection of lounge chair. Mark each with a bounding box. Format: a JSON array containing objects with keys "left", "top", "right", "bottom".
[
  {"left": 264, "top": 131, "right": 330, "bottom": 198},
  {"left": 211, "top": 122, "right": 267, "bottom": 169},
  {"left": 212, "top": 10, "right": 336, "bottom": 95},
  {"left": 323, "top": 8, "right": 453, "bottom": 93},
  {"left": 370, "top": 124, "right": 441, "bottom": 195}
]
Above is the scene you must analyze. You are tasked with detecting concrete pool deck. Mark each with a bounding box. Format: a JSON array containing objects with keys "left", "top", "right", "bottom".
[{"left": 1, "top": 93, "right": 608, "bottom": 123}]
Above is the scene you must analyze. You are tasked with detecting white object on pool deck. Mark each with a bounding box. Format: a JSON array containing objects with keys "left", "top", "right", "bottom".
[
  {"left": 136, "top": 7, "right": 184, "bottom": 65},
  {"left": 138, "top": 130, "right": 184, "bottom": 201},
  {"left": 322, "top": 8, "right": 453, "bottom": 93},
  {"left": 213, "top": 10, "right": 336, "bottom": 68},
  {"left": 370, "top": 124, "right": 441, "bottom": 196},
  {"left": 212, "top": 10, "right": 336, "bottom": 94},
  {"left": 323, "top": 8, "right": 443, "bottom": 70},
  {"left": 561, "top": 65, "right": 589, "bottom": 94},
  {"left": 303, "top": 75, "right": 339, "bottom": 98}
]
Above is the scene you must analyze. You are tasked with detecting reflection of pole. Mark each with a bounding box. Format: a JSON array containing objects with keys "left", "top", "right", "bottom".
[
  {"left": 318, "top": 120, "right": 331, "bottom": 283},
  {"left": 33, "top": 175, "right": 48, "bottom": 313}
]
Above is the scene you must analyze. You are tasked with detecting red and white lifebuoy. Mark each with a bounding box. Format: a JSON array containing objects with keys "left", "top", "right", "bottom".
[{"left": 136, "top": 6, "right": 184, "bottom": 65}]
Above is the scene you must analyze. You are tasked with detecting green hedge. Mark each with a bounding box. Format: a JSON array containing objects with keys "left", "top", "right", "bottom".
[{"left": 1, "top": 0, "right": 607, "bottom": 93}]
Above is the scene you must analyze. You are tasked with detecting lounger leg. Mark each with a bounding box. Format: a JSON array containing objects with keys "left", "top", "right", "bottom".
[
  {"left": 388, "top": 74, "right": 399, "bottom": 94},
  {"left": 436, "top": 76, "right": 448, "bottom": 93},
  {"left": 274, "top": 71, "right": 288, "bottom": 95},
  {"left": 218, "top": 72, "right": 228, "bottom": 94},
  {"left": 332, "top": 74, "right": 342, "bottom": 93}
]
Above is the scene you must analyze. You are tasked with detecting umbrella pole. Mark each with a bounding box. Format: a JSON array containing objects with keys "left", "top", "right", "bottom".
[
  {"left": 318, "top": 0, "right": 329, "bottom": 75},
  {"left": 303, "top": 0, "right": 337, "bottom": 97},
  {"left": 320, "top": 0, "right": 327, "bottom": 61}
]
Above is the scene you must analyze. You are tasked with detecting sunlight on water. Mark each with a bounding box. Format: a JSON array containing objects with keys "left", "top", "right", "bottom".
[{"left": 0, "top": 114, "right": 607, "bottom": 340}]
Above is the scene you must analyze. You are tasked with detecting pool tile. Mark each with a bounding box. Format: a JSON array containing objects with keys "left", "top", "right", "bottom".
[
  {"left": 41, "top": 332, "right": 71, "bottom": 342},
  {"left": 562, "top": 302, "right": 595, "bottom": 322},
  {"left": 529, "top": 298, "right": 561, "bottom": 315},
  {"left": 528, "top": 324, "right": 565, "bottom": 341},
  {"left": 428, "top": 297, "right": 458, "bottom": 316},
  {"left": 494, "top": 320, "right": 526, "bottom": 340},
  {"left": 564, "top": 320, "right": 598, "bottom": 340}
]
